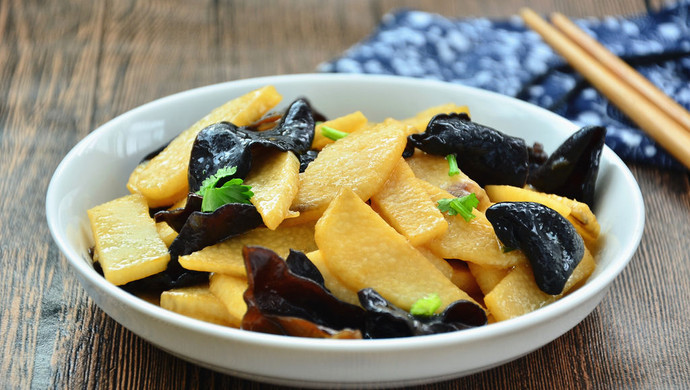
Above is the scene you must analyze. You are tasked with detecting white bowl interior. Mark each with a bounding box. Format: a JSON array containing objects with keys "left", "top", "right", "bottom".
[{"left": 46, "top": 74, "right": 644, "bottom": 387}]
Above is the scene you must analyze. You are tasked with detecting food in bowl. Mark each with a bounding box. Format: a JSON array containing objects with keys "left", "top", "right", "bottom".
[{"left": 86, "top": 84, "right": 605, "bottom": 339}]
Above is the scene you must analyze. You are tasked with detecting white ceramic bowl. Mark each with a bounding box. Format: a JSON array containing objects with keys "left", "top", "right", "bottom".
[{"left": 46, "top": 74, "right": 645, "bottom": 388}]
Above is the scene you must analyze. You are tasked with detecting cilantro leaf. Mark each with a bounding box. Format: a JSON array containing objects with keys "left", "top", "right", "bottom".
[
  {"left": 197, "top": 166, "right": 238, "bottom": 196},
  {"left": 321, "top": 125, "right": 348, "bottom": 141},
  {"left": 196, "top": 166, "right": 253, "bottom": 212},
  {"left": 437, "top": 193, "right": 479, "bottom": 222},
  {"left": 410, "top": 293, "right": 442, "bottom": 317},
  {"left": 445, "top": 154, "right": 460, "bottom": 176}
]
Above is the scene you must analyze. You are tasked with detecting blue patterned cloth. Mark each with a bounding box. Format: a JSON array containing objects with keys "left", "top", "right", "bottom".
[{"left": 320, "top": 1, "right": 690, "bottom": 170}]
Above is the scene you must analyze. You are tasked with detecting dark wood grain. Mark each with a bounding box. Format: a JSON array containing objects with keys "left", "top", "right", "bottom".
[{"left": 1, "top": 0, "right": 688, "bottom": 388}]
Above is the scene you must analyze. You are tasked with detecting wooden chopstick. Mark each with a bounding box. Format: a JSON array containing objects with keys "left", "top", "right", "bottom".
[
  {"left": 550, "top": 12, "right": 690, "bottom": 134},
  {"left": 520, "top": 8, "right": 690, "bottom": 170}
]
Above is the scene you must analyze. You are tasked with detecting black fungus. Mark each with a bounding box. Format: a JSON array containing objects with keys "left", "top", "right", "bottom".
[
  {"left": 358, "top": 289, "right": 487, "bottom": 338},
  {"left": 401, "top": 138, "right": 416, "bottom": 158},
  {"left": 298, "top": 150, "right": 319, "bottom": 172},
  {"left": 485, "top": 201, "right": 585, "bottom": 295},
  {"left": 408, "top": 113, "right": 529, "bottom": 187},
  {"left": 241, "top": 247, "right": 487, "bottom": 339},
  {"left": 154, "top": 193, "right": 204, "bottom": 233},
  {"left": 188, "top": 98, "right": 315, "bottom": 192},
  {"left": 527, "top": 125, "right": 606, "bottom": 207},
  {"left": 188, "top": 123, "right": 252, "bottom": 192},
  {"left": 241, "top": 246, "right": 365, "bottom": 336},
  {"left": 131, "top": 201, "right": 263, "bottom": 291},
  {"left": 285, "top": 249, "right": 327, "bottom": 289},
  {"left": 120, "top": 265, "right": 208, "bottom": 293},
  {"left": 167, "top": 203, "right": 263, "bottom": 258},
  {"left": 234, "top": 97, "right": 315, "bottom": 154}
]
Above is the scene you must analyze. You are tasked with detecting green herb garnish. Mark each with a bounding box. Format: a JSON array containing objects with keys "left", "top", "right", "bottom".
[
  {"left": 410, "top": 293, "right": 442, "bottom": 317},
  {"left": 196, "top": 166, "right": 254, "bottom": 212},
  {"left": 437, "top": 193, "right": 479, "bottom": 222},
  {"left": 445, "top": 154, "right": 460, "bottom": 176},
  {"left": 321, "top": 125, "right": 348, "bottom": 141}
]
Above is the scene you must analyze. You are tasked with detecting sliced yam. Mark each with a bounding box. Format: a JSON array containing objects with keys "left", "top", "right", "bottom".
[
  {"left": 291, "top": 119, "right": 408, "bottom": 222},
  {"left": 407, "top": 150, "right": 491, "bottom": 211},
  {"left": 87, "top": 194, "right": 170, "bottom": 285},
  {"left": 315, "top": 188, "right": 479, "bottom": 312},
  {"left": 155, "top": 197, "right": 187, "bottom": 247},
  {"left": 446, "top": 259, "right": 483, "bottom": 300},
  {"left": 155, "top": 221, "right": 178, "bottom": 247},
  {"left": 543, "top": 192, "right": 600, "bottom": 233},
  {"left": 568, "top": 216, "right": 601, "bottom": 253},
  {"left": 312, "top": 111, "right": 368, "bottom": 150},
  {"left": 306, "top": 250, "right": 361, "bottom": 306},
  {"left": 169, "top": 196, "right": 188, "bottom": 211},
  {"left": 244, "top": 151, "right": 300, "bottom": 230},
  {"left": 423, "top": 185, "right": 529, "bottom": 269},
  {"left": 402, "top": 103, "right": 470, "bottom": 135},
  {"left": 127, "top": 85, "right": 282, "bottom": 208},
  {"left": 370, "top": 158, "right": 448, "bottom": 246},
  {"left": 160, "top": 284, "right": 235, "bottom": 326},
  {"left": 484, "top": 185, "right": 571, "bottom": 217},
  {"left": 178, "top": 223, "right": 317, "bottom": 278},
  {"left": 415, "top": 246, "right": 453, "bottom": 280},
  {"left": 562, "top": 248, "right": 596, "bottom": 293},
  {"left": 484, "top": 248, "right": 596, "bottom": 321},
  {"left": 467, "top": 262, "right": 510, "bottom": 295},
  {"left": 545, "top": 193, "right": 601, "bottom": 250},
  {"left": 208, "top": 273, "right": 248, "bottom": 327},
  {"left": 483, "top": 263, "right": 556, "bottom": 322}
]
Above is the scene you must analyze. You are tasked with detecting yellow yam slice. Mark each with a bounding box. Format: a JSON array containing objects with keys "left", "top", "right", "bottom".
[
  {"left": 484, "top": 249, "right": 596, "bottom": 321},
  {"left": 160, "top": 284, "right": 235, "bottom": 326},
  {"left": 568, "top": 217, "right": 601, "bottom": 253},
  {"left": 291, "top": 119, "right": 408, "bottom": 221},
  {"left": 87, "top": 194, "right": 170, "bottom": 285},
  {"left": 543, "top": 193, "right": 601, "bottom": 251},
  {"left": 169, "top": 196, "right": 188, "bottom": 211},
  {"left": 407, "top": 150, "right": 490, "bottom": 211},
  {"left": 127, "top": 85, "right": 282, "bottom": 208},
  {"left": 415, "top": 246, "right": 453, "bottom": 280},
  {"left": 543, "top": 193, "right": 599, "bottom": 234},
  {"left": 484, "top": 264, "right": 555, "bottom": 322},
  {"left": 423, "top": 186, "right": 528, "bottom": 269},
  {"left": 370, "top": 159, "right": 448, "bottom": 246},
  {"left": 402, "top": 103, "right": 470, "bottom": 135},
  {"left": 315, "top": 188, "right": 479, "bottom": 312},
  {"left": 312, "top": 111, "right": 368, "bottom": 150},
  {"left": 244, "top": 151, "right": 300, "bottom": 230},
  {"left": 178, "top": 223, "right": 317, "bottom": 278},
  {"left": 306, "top": 251, "right": 361, "bottom": 306},
  {"left": 209, "top": 273, "right": 248, "bottom": 327},
  {"left": 562, "top": 248, "right": 596, "bottom": 293},
  {"left": 446, "top": 260, "right": 483, "bottom": 300},
  {"left": 155, "top": 221, "right": 178, "bottom": 247},
  {"left": 484, "top": 185, "right": 571, "bottom": 217},
  {"left": 466, "top": 262, "right": 510, "bottom": 295}
]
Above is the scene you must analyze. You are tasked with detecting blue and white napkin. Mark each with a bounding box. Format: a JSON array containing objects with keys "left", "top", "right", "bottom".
[{"left": 320, "top": 1, "right": 690, "bottom": 170}]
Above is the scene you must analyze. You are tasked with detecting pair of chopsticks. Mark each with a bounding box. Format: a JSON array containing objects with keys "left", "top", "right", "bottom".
[{"left": 520, "top": 8, "right": 690, "bottom": 170}]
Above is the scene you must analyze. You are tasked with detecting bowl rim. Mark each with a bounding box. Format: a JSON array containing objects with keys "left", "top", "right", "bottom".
[{"left": 46, "top": 72, "right": 646, "bottom": 353}]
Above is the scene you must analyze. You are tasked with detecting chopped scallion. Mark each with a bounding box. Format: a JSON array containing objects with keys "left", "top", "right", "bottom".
[
  {"left": 321, "top": 125, "right": 348, "bottom": 141},
  {"left": 445, "top": 154, "right": 460, "bottom": 176}
]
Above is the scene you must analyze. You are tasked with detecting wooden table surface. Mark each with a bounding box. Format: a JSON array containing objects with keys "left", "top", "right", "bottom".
[{"left": 3, "top": 0, "right": 689, "bottom": 388}]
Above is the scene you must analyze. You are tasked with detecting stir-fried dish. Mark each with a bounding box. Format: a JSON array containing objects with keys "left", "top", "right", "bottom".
[{"left": 87, "top": 85, "right": 605, "bottom": 339}]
